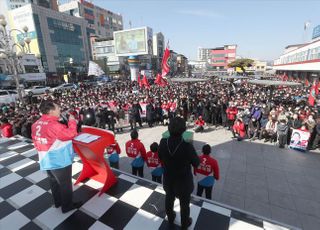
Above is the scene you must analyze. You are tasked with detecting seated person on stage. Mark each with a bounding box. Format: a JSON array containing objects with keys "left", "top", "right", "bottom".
[
  {"left": 145, "top": 142, "right": 163, "bottom": 183},
  {"left": 105, "top": 141, "right": 121, "bottom": 169},
  {"left": 194, "top": 144, "right": 220, "bottom": 200},
  {"left": 262, "top": 115, "right": 278, "bottom": 143},
  {"left": 194, "top": 116, "right": 205, "bottom": 133},
  {"left": 125, "top": 129, "right": 147, "bottom": 178},
  {"left": 247, "top": 117, "right": 260, "bottom": 140},
  {"left": 232, "top": 118, "right": 246, "bottom": 141}
]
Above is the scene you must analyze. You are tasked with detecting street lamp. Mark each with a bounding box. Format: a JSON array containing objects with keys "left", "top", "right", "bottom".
[{"left": 0, "top": 15, "right": 31, "bottom": 102}]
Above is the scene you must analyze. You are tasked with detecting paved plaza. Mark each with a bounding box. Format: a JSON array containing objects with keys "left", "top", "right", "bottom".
[
  {"left": 0, "top": 125, "right": 320, "bottom": 230},
  {"left": 114, "top": 125, "right": 320, "bottom": 230}
]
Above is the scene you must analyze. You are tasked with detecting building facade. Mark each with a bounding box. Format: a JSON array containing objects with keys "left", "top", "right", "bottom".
[
  {"left": 90, "top": 37, "right": 127, "bottom": 76},
  {"left": 197, "top": 47, "right": 213, "bottom": 62},
  {"left": 210, "top": 45, "right": 237, "bottom": 70},
  {"left": 0, "top": 54, "right": 46, "bottom": 87},
  {"left": 59, "top": 0, "right": 123, "bottom": 39},
  {"left": 273, "top": 39, "right": 320, "bottom": 80},
  {"left": 177, "top": 54, "right": 188, "bottom": 74},
  {"left": 2, "top": 0, "right": 58, "bottom": 10},
  {"left": 8, "top": 3, "right": 90, "bottom": 81},
  {"left": 153, "top": 32, "right": 165, "bottom": 71}
]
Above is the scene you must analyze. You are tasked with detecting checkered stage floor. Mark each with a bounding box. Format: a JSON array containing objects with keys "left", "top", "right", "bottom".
[{"left": 0, "top": 137, "right": 298, "bottom": 230}]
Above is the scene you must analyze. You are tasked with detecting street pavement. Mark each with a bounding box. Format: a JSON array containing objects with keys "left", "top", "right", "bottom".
[{"left": 115, "top": 124, "right": 320, "bottom": 230}]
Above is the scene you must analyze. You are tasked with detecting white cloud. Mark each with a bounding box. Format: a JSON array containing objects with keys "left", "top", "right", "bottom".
[{"left": 177, "top": 9, "right": 225, "bottom": 19}]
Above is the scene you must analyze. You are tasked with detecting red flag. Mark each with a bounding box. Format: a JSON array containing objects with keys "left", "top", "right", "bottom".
[
  {"left": 308, "top": 82, "right": 319, "bottom": 106},
  {"left": 305, "top": 79, "right": 309, "bottom": 86},
  {"left": 161, "top": 45, "right": 170, "bottom": 78},
  {"left": 155, "top": 73, "right": 161, "bottom": 85},
  {"left": 137, "top": 73, "right": 142, "bottom": 88},
  {"left": 142, "top": 75, "right": 150, "bottom": 89},
  {"left": 155, "top": 73, "right": 168, "bottom": 87}
]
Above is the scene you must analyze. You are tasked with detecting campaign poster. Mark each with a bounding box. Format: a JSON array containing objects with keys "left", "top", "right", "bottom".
[{"left": 289, "top": 129, "right": 310, "bottom": 151}]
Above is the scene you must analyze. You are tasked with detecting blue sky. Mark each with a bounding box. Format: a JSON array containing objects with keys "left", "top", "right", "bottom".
[{"left": 80, "top": 0, "right": 319, "bottom": 61}]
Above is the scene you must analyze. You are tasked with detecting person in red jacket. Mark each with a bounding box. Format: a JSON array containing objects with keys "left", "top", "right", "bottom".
[
  {"left": 232, "top": 118, "right": 246, "bottom": 141},
  {"left": 105, "top": 141, "right": 121, "bottom": 169},
  {"left": 194, "top": 144, "right": 219, "bottom": 200},
  {"left": 226, "top": 102, "right": 238, "bottom": 130},
  {"left": 31, "top": 100, "right": 81, "bottom": 213},
  {"left": 194, "top": 116, "right": 205, "bottom": 133},
  {"left": 145, "top": 142, "right": 163, "bottom": 183},
  {"left": 125, "top": 129, "right": 147, "bottom": 177},
  {"left": 0, "top": 118, "right": 13, "bottom": 138}
]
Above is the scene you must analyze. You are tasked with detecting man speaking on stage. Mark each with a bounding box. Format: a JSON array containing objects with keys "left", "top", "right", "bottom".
[{"left": 32, "top": 100, "right": 82, "bottom": 213}]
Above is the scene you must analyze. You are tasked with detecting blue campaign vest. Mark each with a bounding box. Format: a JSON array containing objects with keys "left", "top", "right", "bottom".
[
  {"left": 39, "top": 140, "right": 75, "bottom": 170},
  {"left": 151, "top": 167, "right": 164, "bottom": 177},
  {"left": 131, "top": 156, "right": 144, "bottom": 168},
  {"left": 199, "top": 176, "right": 215, "bottom": 187},
  {"left": 108, "top": 152, "right": 119, "bottom": 163}
]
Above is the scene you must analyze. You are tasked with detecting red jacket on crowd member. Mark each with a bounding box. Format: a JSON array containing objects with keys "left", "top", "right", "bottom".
[
  {"left": 0, "top": 123, "right": 13, "bottom": 138},
  {"left": 233, "top": 120, "right": 246, "bottom": 138},
  {"left": 125, "top": 139, "right": 147, "bottom": 159},
  {"left": 106, "top": 142, "right": 121, "bottom": 155},
  {"left": 145, "top": 151, "right": 162, "bottom": 168},
  {"left": 195, "top": 117, "right": 205, "bottom": 127},
  {"left": 226, "top": 107, "right": 238, "bottom": 121},
  {"left": 194, "top": 154, "right": 220, "bottom": 180},
  {"left": 298, "top": 110, "right": 308, "bottom": 121}
]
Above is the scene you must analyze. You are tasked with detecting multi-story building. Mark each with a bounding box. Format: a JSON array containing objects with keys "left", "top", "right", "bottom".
[
  {"left": 8, "top": 3, "right": 90, "bottom": 81},
  {"left": 59, "top": 0, "right": 123, "bottom": 39},
  {"left": 210, "top": 45, "right": 237, "bottom": 71},
  {"left": 170, "top": 50, "right": 178, "bottom": 76},
  {"left": 198, "top": 47, "right": 213, "bottom": 62},
  {"left": 177, "top": 54, "right": 188, "bottom": 74},
  {"left": 0, "top": 53, "right": 46, "bottom": 87},
  {"left": 273, "top": 39, "right": 320, "bottom": 80},
  {"left": 153, "top": 32, "right": 165, "bottom": 71},
  {"left": 1, "top": 0, "right": 58, "bottom": 10},
  {"left": 273, "top": 25, "right": 320, "bottom": 80},
  {"left": 90, "top": 36, "right": 127, "bottom": 76}
]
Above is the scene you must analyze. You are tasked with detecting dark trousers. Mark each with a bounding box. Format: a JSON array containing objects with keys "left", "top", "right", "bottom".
[
  {"left": 47, "top": 165, "right": 73, "bottom": 212},
  {"left": 195, "top": 126, "right": 204, "bottom": 133},
  {"left": 147, "top": 121, "right": 153, "bottom": 127},
  {"left": 197, "top": 184, "right": 213, "bottom": 199},
  {"left": 312, "top": 134, "right": 320, "bottom": 149},
  {"left": 152, "top": 175, "right": 162, "bottom": 183},
  {"left": 278, "top": 134, "right": 287, "bottom": 148},
  {"left": 132, "top": 166, "right": 144, "bottom": 178},
  {"left": 110, "top": 161, "right": 119, "bottom": 169},
  {"left": 165, "top": 188, "right": 191, "bottom": 228}
]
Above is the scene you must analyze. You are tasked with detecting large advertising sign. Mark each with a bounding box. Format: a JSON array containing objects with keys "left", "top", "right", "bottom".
[
  {"left": 312, "top": 25, "right": 320, "bottom": 40},
  {"left": 114, "top": 27, "right": 153, "bottom": 56},
  {"left": 289, "top": 129, "right": 310, "bottom": 151}
]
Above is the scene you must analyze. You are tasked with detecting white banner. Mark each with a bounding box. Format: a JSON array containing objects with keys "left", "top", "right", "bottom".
[
  {"left": 289, "top": 129, "right": 310, "bottom": 151},
  {"left": 88, "top": 61, "right": 104, "bottom": 76}
]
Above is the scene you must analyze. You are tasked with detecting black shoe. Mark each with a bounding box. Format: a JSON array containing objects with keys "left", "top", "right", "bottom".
[
  {"left": 62, "top": 201, "right": 83, "bottom": 213},
  {"left": 264, "top": 139, "right": 269, "bottom": 143},
  {"left": 181, "top": 217, "right": 192, "bottom": 229},
  {"left": 54, "top": 203, "right": 61, "bottom": 208},
  {"left": 168, "top": 212, "right": 176, "bottom": 224}
]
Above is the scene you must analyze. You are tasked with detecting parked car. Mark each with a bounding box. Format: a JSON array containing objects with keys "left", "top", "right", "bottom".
[
  {"left": 50, "top": 83, "right": 77, "bottom": 93},
  {"left": 0, "top": 90, "right": 18, "bottom": 104},
  {"left": 24, "top": 85, "right": 51, "bottom": 96}
]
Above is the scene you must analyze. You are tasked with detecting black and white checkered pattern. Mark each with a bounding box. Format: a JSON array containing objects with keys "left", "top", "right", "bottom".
[{"left": 0, "top": 137, "right": 299, "bottom": 230}]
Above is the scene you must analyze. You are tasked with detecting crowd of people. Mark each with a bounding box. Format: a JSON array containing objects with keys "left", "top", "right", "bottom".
[
  {"left": 2, "top": 77, "right": 319, "bottom": 229},
  {"left": 1, "top": 77, "right": 319, "bottom": 150}
]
